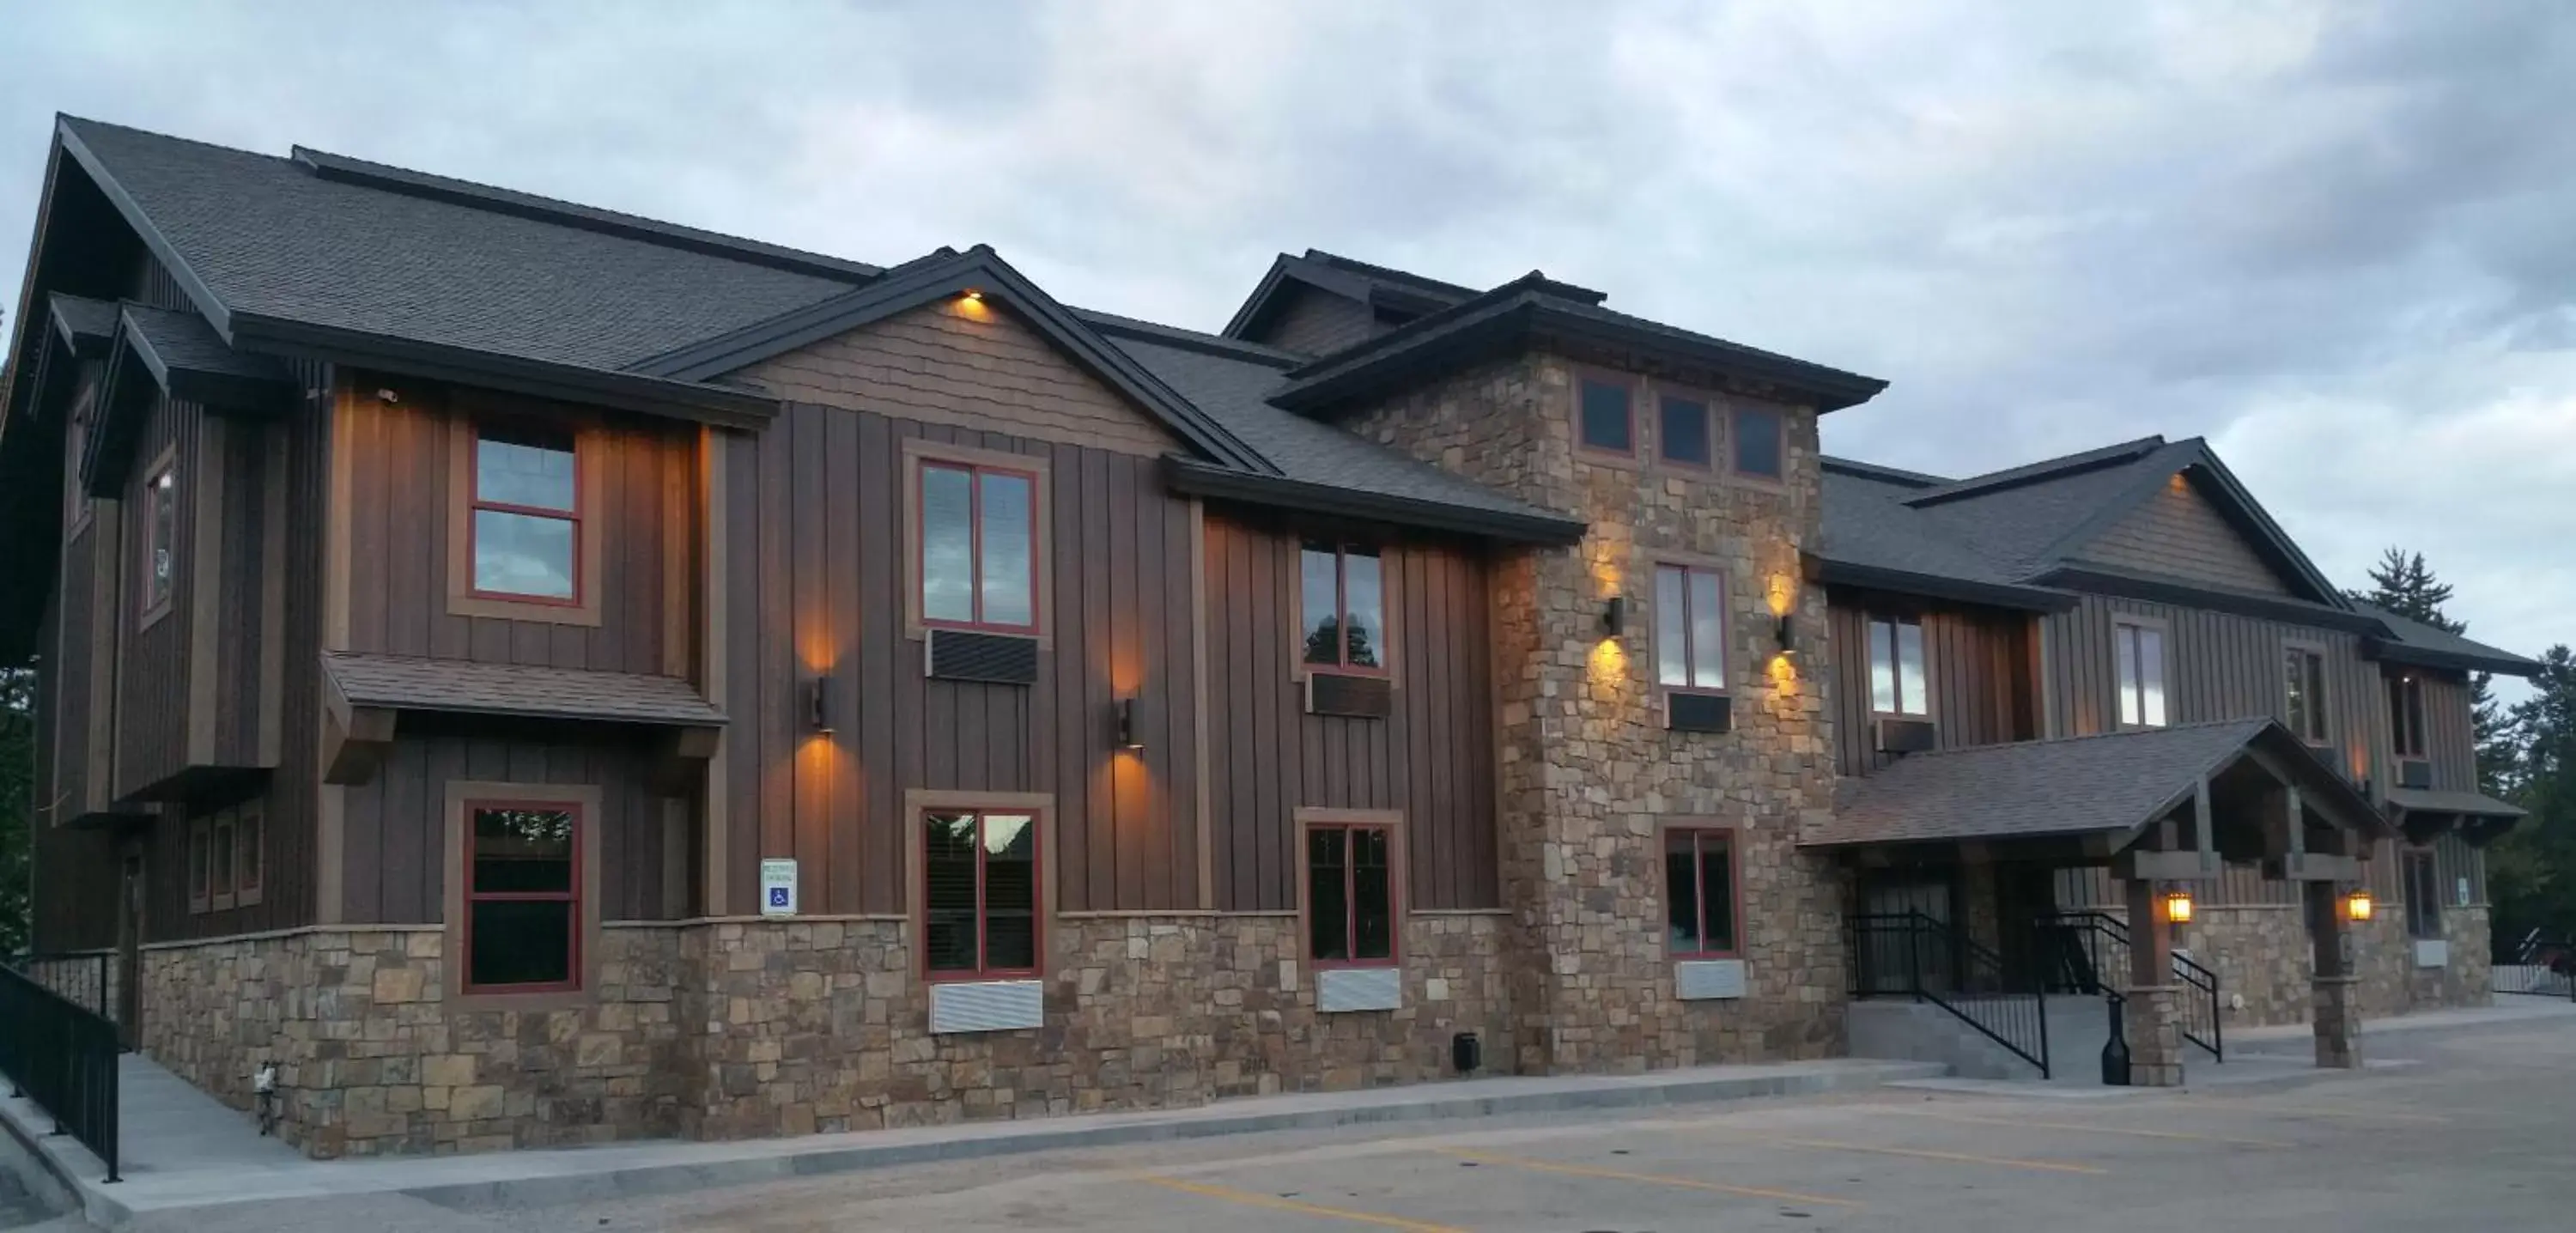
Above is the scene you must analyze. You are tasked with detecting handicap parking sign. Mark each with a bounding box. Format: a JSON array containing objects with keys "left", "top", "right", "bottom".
[{"left": 759, "top": 858, "right": 799, "bottom": 917}]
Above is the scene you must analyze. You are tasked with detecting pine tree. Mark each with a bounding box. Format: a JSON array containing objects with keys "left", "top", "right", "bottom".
[
  {"left": 2347, "top": 547, "right": 2512, "bottom": 793},
  {"left": 2490, "top": 647, "right": 2576, "bottom": 945}
]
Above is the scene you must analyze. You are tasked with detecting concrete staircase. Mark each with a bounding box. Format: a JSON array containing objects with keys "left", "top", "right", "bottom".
[{"left": 1848, "top": 998, "right": 2049, "bottom": 1080}]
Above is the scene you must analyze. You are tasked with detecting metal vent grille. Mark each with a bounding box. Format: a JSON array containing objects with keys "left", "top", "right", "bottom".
[
  {"left": 1666, "top": 692, "right": 1732, "bottom": 734},
  {"left": 1674, "top": 958, "right": 1747, "bottom": 1001},
  {"left": 1875, "top": 718, "right": 1938, "bottom": 754},
  {"left": 1308, "top": 672, "right": 1394, "bottom": 719},
  {"left": 927, "top": 629, "right": 1040, "bottom": 685},
  {"left": 2397, "top": 759, "right": 2434, "bottom": 790},
  {"left": 1316, "top": 966, "right": 1402, "bottom": 1012},
  {"left": 927, "top": 979, "right": 1044, "bottom": 1034}
]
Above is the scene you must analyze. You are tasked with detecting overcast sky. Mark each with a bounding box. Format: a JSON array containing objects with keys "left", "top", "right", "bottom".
[{"left": 5, "top": 1, "right": 2570, "bottom": 685}]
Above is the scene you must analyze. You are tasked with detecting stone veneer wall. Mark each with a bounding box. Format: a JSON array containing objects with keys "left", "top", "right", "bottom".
[
  {"left": 134, "top": 914, "right": 1509, "bottom": 1157},
  {"left": 2104, "top": 901, "right": 2496, "bottom": 1030},
  {"left": 1347, "top": 352, "right": 1845, "bottom": 1074}
]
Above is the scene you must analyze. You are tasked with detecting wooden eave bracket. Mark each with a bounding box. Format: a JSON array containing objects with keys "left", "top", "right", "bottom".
[
  {"left": 320, "top": 672, "right": 397, "bottom": 786},
  {"left": 648, "top": 725, "right": 721, "bottom": 796}
]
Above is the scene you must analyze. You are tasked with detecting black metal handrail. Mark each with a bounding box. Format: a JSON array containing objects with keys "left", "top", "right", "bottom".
[
  {"left": 0, "top": 963, "right": 119, "bottom": 1181},
  {"left": 4, "top": 951, "right": 115, "bottom": 1025},
  {"left": 2038, "top": 911, "right": 2221, "bottom": 1061},
  {"left": 1850, "top": 911, "right": 2050, "bottom": 1079}
]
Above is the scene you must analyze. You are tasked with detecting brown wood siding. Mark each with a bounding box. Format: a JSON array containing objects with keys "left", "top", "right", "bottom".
[
  {"left": 339, "top": 384, "right": 696, "bottom": 676},
  {"left": 1200, "top": 511, "right": 1499, "bottom": 913},
  {"left": 30, "top": 586, "right": 124, "bottom": 952},
  {"left": 131, "top": 250, "right": 194, "bottom": 313},
  {"left": 714, "top": 404, "right": 1204, "bottom": 916},
  {"left": 1825, "top": 594, "right": 2034, "bottom": 778},
  {"left": 49, "top": 505, "right": 102, "bottom": 820},
  {"left": 740, "top": 300, "right": 1179, "bottom": 458},
  {"left": 209, "top": 418, "right": 274, "bottom": 768},
  {"left": 1255, "top": 285, "right": 1381, "bottom": 357},
  {"left": 110, "top": 392, "right": 200, "bottom": 798},
  {"left": 337, "top": 726, "right": 678, "bottom": 925},
  {"left": 2414, "top": 671, "right": 2479, "bottom": 793},
  {"left": 2075, "top": 474, "right": 2292, "bottom": 595}
]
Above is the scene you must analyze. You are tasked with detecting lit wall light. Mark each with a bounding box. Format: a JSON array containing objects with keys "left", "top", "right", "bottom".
[
  {"left": 1601, "top": 595, "right": 1626, "bottom": 639},
  {"left": 962, "top": 289, "right": 984, "bottom": 302},
  {"left": 2163, "top": 886, "right": 2195, "bottom": 925},
  {"left": 1774, "top": 612, "right": 1799, "bottom": 657},
  {"left": 806, "top": 677, "right": 834, "bottom": 734},
  {"left": 2344, "top": 888, "right": 2373, "bottom": 922},
  {"left": 1114, "top": 697, "right": 1144, "bottom": 752}
]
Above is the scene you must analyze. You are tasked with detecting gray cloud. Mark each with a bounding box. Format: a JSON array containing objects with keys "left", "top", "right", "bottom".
[{"left": 4, "top": 0, "right": 2568, "bottom": 687}]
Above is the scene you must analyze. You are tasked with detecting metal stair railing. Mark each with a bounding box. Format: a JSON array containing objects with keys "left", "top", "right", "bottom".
[
  {"left": 1850, "top": 911, "right": 2050, "bottom": 1079},
  {"left": 2039, "top": 910, "right": 2222, "bottom": 1062},
  {"left": 0, "top": 963, "right": 119, "bottom": 1181}
]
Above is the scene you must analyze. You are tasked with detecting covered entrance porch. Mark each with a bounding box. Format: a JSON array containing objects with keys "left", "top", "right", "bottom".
[{"left": 1812, "top": 718, "right": 2394, "bottom": 1085}]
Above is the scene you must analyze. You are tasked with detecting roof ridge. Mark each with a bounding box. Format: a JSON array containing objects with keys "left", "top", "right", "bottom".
[
  {"left": 1821, "top": 455, "right": 1951, "bottom": 487},
  {"left": 1297, "top": 249, "right": 1480, "bottom": 298},
  {"left": 1905, "top": 435, "right": 2169, "bottom": 507}
]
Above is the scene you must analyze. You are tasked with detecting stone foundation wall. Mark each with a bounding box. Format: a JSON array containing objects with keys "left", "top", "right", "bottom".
[{"left": 2107, "top": 900, "right": 2496, "bottom": 1030}]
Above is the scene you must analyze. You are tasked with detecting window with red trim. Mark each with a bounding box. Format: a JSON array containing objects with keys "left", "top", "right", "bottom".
[
  {"left": 1664, "top": 829, "right": 1738, "bottom": 957},
  {"left": 923, "top": 810, "right": 1039, "bottom": 979},
  {"left": 469, "top": 425, "right": 580, "bottom": 604},
  {"left": 1577, "top": 376, "right": 1635, "bottom": 456},
  {"left": 1306, "top": 823, "right": 1395, "bottom": 967},
  {"left": 920, "top": 461, "right": 1038, "bottom": 633},
  {"left": 2389, "top": 674, "right": 2427, "bottom": 759},
  {"left": 1653, "top": 563, "right": 1726, "bottom": 692},
  {"left": 1300, "top": 542, "right": 1386, "bottom": 672},
  {"left": 464, "top": 801, "right": 581, "bottom": 992},
  {"left": 1867, "top": 615, "right": 1929, "bottom": 716},
  {"left": 140, "top": 459, "right": 178, "bottom": 616}
]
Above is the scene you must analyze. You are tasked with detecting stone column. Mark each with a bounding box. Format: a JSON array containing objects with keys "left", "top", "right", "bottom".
[
  {"left": 2306, "top": 882, "right": 2363, "bottom": 1069},
  {"left": 2121, "top": 878, "right": 2184, "bottom": 1085}
]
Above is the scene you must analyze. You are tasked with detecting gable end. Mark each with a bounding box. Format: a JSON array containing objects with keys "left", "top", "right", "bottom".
[{"left": 2073, "top": 470, "right": 2296, "bottom": 595}]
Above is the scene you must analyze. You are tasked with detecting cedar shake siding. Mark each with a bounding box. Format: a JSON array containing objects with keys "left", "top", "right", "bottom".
[{"left": 2076, "top": 472, "right": 2293, "bottom": 594}]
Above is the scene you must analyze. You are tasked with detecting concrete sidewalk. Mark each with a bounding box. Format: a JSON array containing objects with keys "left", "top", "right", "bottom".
[
  {"left": 2227, "top": 996, "right": 2576, "bottom": 1049},
  {"left": 1, "top": 1055, "right": 1940, "bottom": 1227}
]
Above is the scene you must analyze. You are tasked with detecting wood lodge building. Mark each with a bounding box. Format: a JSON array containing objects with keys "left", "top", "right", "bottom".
[{"left": 0, "top": 117, "right": 2537, "bottom": 1156}]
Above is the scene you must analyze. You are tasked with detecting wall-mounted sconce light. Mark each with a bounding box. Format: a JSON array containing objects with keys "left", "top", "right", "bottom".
[
  {"left": 1774, "top": 612, "right": 1799, "bottom": 657},
  {"left": 2344, "top": 888, "right": 2373, "bottom": 922},
  {"left": 1114, "top": 697, "right": 1143, "bottom": 751},
  {"left": 374, "top": 386, "right": 402, "bottom": 404},
  {"left": 806, "top": 677, "right": 834, "bottom": 734},
  {"left": 962, "top": 289, "right": 984, "bottom": 302},
  {"left": 2162, "top": 886, "right": 2194, "bottom": 925},
  {"left": 1601, "top": 595, "right": 1626, "bottom": 639}
]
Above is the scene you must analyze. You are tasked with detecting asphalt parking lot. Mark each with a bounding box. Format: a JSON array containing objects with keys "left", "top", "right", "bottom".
[{"left": 108, "top": 1014, "right": 2576, "bottom": 1233}]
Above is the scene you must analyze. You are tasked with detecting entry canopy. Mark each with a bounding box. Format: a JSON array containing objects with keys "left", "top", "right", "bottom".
[{"left": 2385, "top": 786, "right": 2526, "bottom": 847}]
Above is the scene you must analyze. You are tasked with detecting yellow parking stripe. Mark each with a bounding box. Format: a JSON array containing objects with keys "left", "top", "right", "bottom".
[
  {"left": 1436, "top": 1147, "right": 1860, "bottom": 1209},
  {"left": 2223, "top": 1102, "right": 2450, "bottom": 1126},
  {"left": 1127, "top": 1174, "right": 1468, "bottom": 1232},
  {"left": 1892, "top": 1108, "right": 2298, "bottom": 1149},
  {"left": 1754, "top": 1134, "right": 2108, "bottom": 1175}
]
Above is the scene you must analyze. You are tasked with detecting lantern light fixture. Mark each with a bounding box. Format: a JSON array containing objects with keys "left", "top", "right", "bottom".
[
  {"left": 2163, "top": 886, "right": 2195, "bottom": 925},
  {"left": 2344, "top": 888, "right": 2374, "bottom": 922}
]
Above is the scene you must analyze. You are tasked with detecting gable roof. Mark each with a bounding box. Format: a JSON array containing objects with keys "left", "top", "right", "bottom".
[{"left": 1222, "top": 249, "right": 1485, "bottom": 343}]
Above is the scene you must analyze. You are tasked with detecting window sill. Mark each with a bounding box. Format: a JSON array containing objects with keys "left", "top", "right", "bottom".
[
  {"left": 452, "top": 987, "right": 590, "bottom": 1014},
  {"left": 449, "top": 591, "right": 602, "bottom": 627},
  {"left": 138, "top": 600, "right": 175, "bottom": 633}
]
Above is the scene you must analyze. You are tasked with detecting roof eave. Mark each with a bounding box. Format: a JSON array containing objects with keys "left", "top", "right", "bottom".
[
  {"left": 2033, "top": 562, "right": 2385, "bottom": 635},
  {"left": 1810, "top": 556, "right": 2077, "bottom": 612},
  {"left": 2364, "top": 638, "right": 2543, "bottom": 678},
  {"left": 1163, "top": 457, "right": 1587, "bottom": 546}
]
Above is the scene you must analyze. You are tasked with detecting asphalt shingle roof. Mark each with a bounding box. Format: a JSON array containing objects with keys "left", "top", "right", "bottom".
[
  {"left": 1808, "top": 720, "right": 2274, "bottom": 847},
  {"left": 324, "top": 652, "right": 724, "bottom": 726},
  {"left": 119, "top": 301, "right": 289, "bottom": 384},
  {"left": 2385, "top": 787, "right": 2525, "bottom": 820},
  {"left": 2357, "top": 604, "right": 2538, "bottom": 673}
]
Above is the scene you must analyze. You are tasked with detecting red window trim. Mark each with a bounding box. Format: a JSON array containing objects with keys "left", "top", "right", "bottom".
[
  {"left": 2390, "top": 675, "right": 2428, "bottom": 760},
  {"left": 1305, "top": 820, "right": 1400, "bottom": 970},
  {"left": 1731, "top": 404, "right": 1785, "bottom": 480},
  {"left": 139, "top": 459, "right": 178, "bottom": 619},
  {"left": 1575, "top": 373, "right": 1639, "bottom": 459},
  {"left": 1655, "top": 562, "right": 1728, "bottom": 695},
  {"left": 1866, "top": 613, "right": 1929, "bottom": 718},
  {"left": 459, "top": 798, "right": 585, "bottom": 995},
  {"left": 1656, "top": 392, "right": 1716, "bottom": 471},
  {"left": 1303, "top": 543, "right": 1391, "bottom": 677},
  {"left": 917, "top": 459, "right": 1042, "bottom": 636},
  {"left": 1666, "top": 827, "right": 1742, "bottom": 960},
  {"left": 465, "top": 426, "right": 585, "bottom": 609},
  {"left": 921, "top": 808, "right": 1045, "bottom": 983}
]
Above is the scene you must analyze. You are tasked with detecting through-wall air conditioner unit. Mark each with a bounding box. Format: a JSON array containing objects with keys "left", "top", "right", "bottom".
[
  {"left": 1305, "top": 672, "right": 1394, "bottom": 719},
  {"left": 926, "top": 629, "right": 1040, "bottom": 685},
  {"left": 1874, "top": 718, "right": 1938, "bottom": 755},
  {"left": 2396, "top": 759, "right": 2434, "bottom": 790},
  {"left": 1665, "top": 692, "right": 1732, "bottom": 734}
]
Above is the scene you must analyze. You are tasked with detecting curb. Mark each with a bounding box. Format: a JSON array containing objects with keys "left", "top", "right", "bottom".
[{"left": 0, "top": 1092, "right": 105, "bottom": 1230}]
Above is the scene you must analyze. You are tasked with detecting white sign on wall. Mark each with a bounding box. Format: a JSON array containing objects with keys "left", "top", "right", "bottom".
[
  {"left": 2458, "top": 877, "right": 2472, "bottom": 908},
  {"left": 760, "top": 858, "right": 799, "bottom": 917}
]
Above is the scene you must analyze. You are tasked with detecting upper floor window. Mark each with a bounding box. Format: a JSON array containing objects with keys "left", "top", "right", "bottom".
[
  {"left": 1734, "top": 406, "right": 1783, "bottom": 479},
  {"left": 470, "top": 425, "right": 580, "bottom": 604},
  {"left": 1302, "top": 543, "right": 1386, "bottom": 672},
  {"left": 1663, "top": 828, "right": 1738, "bottom": 958},
  {"left": 139, "top": 455, "right": 178, "bottom": 621},
  {"left": 2284, "top": 646, "right": 2329, "bottom": 744},
  {"left": 920, "top": 460, "right": 1038, "bottom": 633},
  {"left": 465, "top": 801, "right": 581, "bottom": 993},
  {"left": 923, "top": 809, "right": 1040, "bottom": 980},
  {"left": 1654, "top": 563, "right": 1726, "bottom": 692},
  {"left": 1658, "top": 393, "right": 1713, "bottom": 468},
  {"left": 1577, "top": 376, "right": 1635, "bottom": 456},
  {"left": 2114, "top": 619, "right": 2167, "bottom": 728},
  {"left": 1306, "top": 819, "right": 1395, "bottom": 967},
  {"left": 2389, "top": 675, "right": 2427, "bottom": 759},
  {"left": 1868, "top": 616, "right": 1929, "bottom": 716}
]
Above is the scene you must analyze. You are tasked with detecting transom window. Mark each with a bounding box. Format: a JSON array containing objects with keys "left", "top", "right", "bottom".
[
  {"left": 1654, "top": 563, "right": 1726, "bottom": 692},
  {"left": 141, "top": 459, "right": 178, "bottom": 616},
  {"left": 470, "top": 425, "right": 580, "bottom": 604},
  {"left": 2114, "top": 620, "right": 2167, "bottom": 728},
  {"left": 1734, "top": 406, "right": 1783, "bottom": 478},
  {"left": 1301, "top": 543, "right": 1386, "bottom": 672},
  {"left": 1868, "top": 616, "right": 1929, "bottom": 716},
  {"left": 1658, "top": 394, "right": 1713, "bottom": 468},
  {"left": 923, "top": 810, "right": 1039, "bottom": 979},
  {"left": 2389, "top": 675, "right": 2427, "bottom": 759},
  {"left": 920, "top": 461, "right": 1038, "bottom": 633},
  {"left": 1577, "top": 376, "right": 1635, "bottom": 456},
  {"left": 1663, "top": 829, "right": 1738, "bottom": 958},
  {"left": 464, "top": 802, "right": 580, "bottom": 992},
  {"left": 1306, "top": 822, "right": 1395, "bottom": 966},
  {"left": 2284, "top": 647, "right": 2329, "bottom": 744}
]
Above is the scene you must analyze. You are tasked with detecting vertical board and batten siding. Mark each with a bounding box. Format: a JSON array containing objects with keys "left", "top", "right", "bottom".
[
  {"left": 108, "top": 390, "right": 199, "bottom": 799},
  {"left": 1250, "top": 286, "right": 1382, "bottom": 358},
  {"left": 2413, "top": 671, "right": 2481, "bottom": 793},
  {"left": 48, "top": 466, "right": 105, "bottom": 821},
  {"left": 1200, "top": 513, "right": 1500, "bottom": 913},
  {"left": 1824, "top": 597, "right": 2034, "bottom": 779},
  {"left": 2076, "top": 475, "right": 2291, "bottom": 596},
  {"left": 31, "top": 580, "right": 126, "bottom": 951}
]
